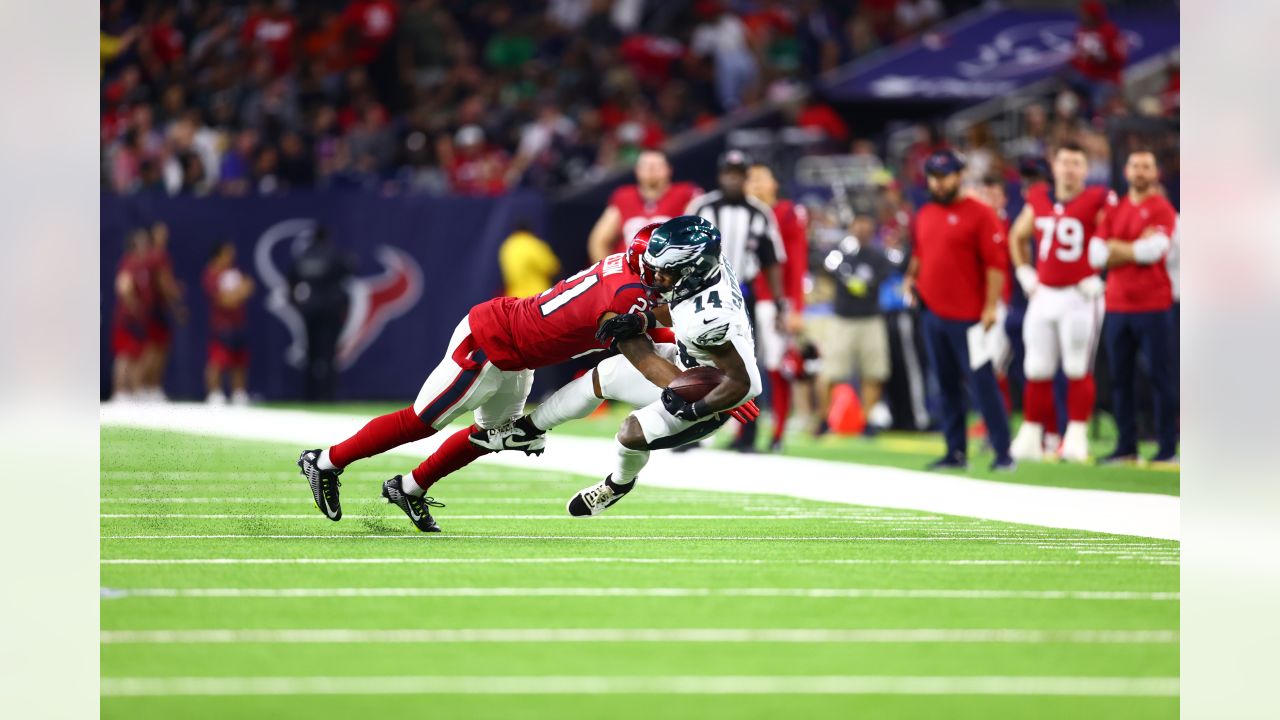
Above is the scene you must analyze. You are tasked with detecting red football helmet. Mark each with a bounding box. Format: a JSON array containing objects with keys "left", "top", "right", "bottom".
[{"left": 626, "top": 222, "right": 664, "bottom": 277}]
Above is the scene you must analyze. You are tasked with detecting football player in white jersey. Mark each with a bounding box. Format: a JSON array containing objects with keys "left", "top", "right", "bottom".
[{"left": 476, "top": 216, "right": 763, "bottom": 516}]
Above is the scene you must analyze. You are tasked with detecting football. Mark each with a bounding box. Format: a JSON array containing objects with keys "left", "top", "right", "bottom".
[{"left": 667, "top": 366, "right": 724, "bottom": 402}]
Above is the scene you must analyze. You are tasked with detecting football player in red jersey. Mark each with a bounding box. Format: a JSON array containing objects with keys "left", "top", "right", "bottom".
[
  {"left": 297, "top": 235, "right": 707, "bottom": 531},
  {"left": 110, "top": 230, "right": 153, "bottom": 401},
  {"left": 140, "top": 222, "right": 184, "bottom": 401},
  {"left": 1008, "top": 142, "right": 1113, "bottom": 463},
  {"left": 1088, "top": 150, "right": 1179, "bottom": 464},
  {"left": 745, "top": 163, "right": 808, "bottom": 451},
  {"left": 587, "top": 150, "right": 702, "bottom": 262},
  {"left": 203, "top": 241, "right": 255, "bottom": 405}
]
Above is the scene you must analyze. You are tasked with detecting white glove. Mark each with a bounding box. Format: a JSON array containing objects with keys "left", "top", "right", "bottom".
[
  {"left": 1132, "top": 232, "right": 1172, "bottom": 265},
  {"left": 1088, "top": 237, "right": 1110, "bottom": 270},
  {"left": 1015, "top": 265, "right": 1039, "bottom": 297},
  {"left": 1076, "top": 275, "right": 1105, "bottom": 299}
]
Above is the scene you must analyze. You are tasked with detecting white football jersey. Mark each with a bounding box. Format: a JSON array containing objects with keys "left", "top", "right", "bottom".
[{"left": 666, "top": 259, "right": 762, "bottom": 399}]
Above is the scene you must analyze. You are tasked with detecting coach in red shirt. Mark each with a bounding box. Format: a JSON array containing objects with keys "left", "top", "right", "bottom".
[
  {"left": 906, "top": 150, "right": 1014, "bottom": 471},
  {"left": 1089, "top": 150, "right": 1178, "bottom": 463}
]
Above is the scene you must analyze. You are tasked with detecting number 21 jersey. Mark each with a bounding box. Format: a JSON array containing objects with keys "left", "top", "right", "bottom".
[
  {"left": 1026, "top": 183, "right": 1113, "bottom": 287},
  {"left": 468, "top": 253, "right": 651, "bottom": 371}
]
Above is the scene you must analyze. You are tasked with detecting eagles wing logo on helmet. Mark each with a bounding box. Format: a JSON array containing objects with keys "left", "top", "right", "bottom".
[{"left": 642, "top": 216, "right": 723, "bottom": 304}]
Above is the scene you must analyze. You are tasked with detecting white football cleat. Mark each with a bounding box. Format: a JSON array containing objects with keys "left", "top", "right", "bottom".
[
  {"left": 567, "top": 475, "right": 633, "bottom": 517},
  {"left": 1059, "top": 422, "right": 1090, "bottom": 463},
  {"left": 1009, "top": 422, "right": 1045, "bottom": 461}
]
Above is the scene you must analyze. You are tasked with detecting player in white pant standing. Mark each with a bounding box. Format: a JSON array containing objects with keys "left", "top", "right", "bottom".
[
  {"left": 1008, "top": 142, "right": 1115, "bottom": 462},
  {"left": 482, "top": 216, "right": 764, "bottom": 515}
]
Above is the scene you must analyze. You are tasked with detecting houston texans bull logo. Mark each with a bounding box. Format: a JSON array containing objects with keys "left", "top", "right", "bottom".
[{"left": 254, "top": 219, "right": 423, "bottom": 371}]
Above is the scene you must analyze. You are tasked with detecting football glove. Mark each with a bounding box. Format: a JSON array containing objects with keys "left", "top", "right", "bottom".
[
  {"left": 1076, "top": 275, "right": 1105, "bottom": 299},
  {"left": 729, "top": 399, "right": 760, "bottom": 424},
  {"left": 661, "top": 387, "right": 708, "bottom": 421},
  {"left": 595, "top": 310, "right": 652, "bottom": 347}
]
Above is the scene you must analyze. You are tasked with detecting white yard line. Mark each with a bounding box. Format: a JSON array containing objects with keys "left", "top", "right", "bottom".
[
  {"left": 99, "top": 557, "right": 1122, "bottom": 566},
  {"left": 100, "top": 404, "right": 1180, "bottom": 540},
  {"left": 100, "top": 587, "right": 1178, "bottom": 601},
  {"left": 96, "top": 513, "right": 1044, "bottom": 524},
  {"left": 100, "top": 628, "right": 1178, "bottom": 645},
  {"left": 99, "top": 534, "right": 1115, "bottom": 542},
  {"left": 100, "top": 674, "right": 1180, "bottom": 697}
]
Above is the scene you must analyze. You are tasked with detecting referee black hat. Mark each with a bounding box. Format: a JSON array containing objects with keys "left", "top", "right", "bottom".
[{"left": 718, "top": 149, "right": 752, "bottom": 172}]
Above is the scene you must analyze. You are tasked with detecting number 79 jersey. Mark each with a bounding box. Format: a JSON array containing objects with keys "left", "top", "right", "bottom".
[
  {"left": 1026, "top": 183, "right": 1115, "bottom": 287},
  {"left": 467, "top": 252, "right": 651, "bottom": 371},
  {"left": 668, "top": 260, "right": 761, "bottom": 377}
]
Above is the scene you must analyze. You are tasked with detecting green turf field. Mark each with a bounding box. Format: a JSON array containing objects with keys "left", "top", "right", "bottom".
[
  {"left": 101, "top": 426, "right": 1178, "bottom": 718},
  {"left": 267, "top": 401, "right": 1180, "bottom": 495}
]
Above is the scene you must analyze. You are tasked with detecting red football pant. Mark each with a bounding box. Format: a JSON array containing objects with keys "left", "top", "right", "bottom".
[
  {"left": 1067, "top": 375, "right": 1096, "bottom": 423},
  {"left": 1023, "top": 380, "right": 1060, "bottom": 434},
  {"left": 410, "top": 424, "right": 490, "bottom": 491},
  {"left": 768, "top": 370, "right": 790, "bottom": 444},
  {"left": 328, "top": 406, "right": 435, "bottom": 469}
]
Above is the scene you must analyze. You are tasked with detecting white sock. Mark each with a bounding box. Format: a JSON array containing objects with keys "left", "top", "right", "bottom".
[
  {"left": 613, "top": 440, "right": 650, "bottom": 485},
  {"left": 401, "top": 474, "right": 425, "bottom": 497},
  {"left": 317, "top": 448, "right": 338, "bottom": 471},
  {"left": 532, "top": 373, "right": 601, "bottom": 431}
]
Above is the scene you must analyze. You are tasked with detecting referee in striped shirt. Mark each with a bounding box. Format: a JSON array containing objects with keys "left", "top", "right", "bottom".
[{"left": 686, "top": 150, "right": 790, "bottom": 451}]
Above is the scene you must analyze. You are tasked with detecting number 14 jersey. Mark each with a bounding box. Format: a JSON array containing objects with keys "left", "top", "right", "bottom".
[
  {"left": 1026, "top": 183, "right": 1115, "bottom": 288},
  {"left": 468, "top": 252, "right": 651, "bottom": 371}
]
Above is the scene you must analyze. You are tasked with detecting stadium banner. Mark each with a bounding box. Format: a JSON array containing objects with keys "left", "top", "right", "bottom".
[
  {"left": 822, "top": 8, "right": 1179, "bottom": 101},
  {"left": 101, "top": 192, "right": 548, "bottom": 400}
]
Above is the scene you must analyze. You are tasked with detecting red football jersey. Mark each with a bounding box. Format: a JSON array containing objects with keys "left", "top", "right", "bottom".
[
  {"left": 753, "top": 199, "right": 809, "bottom": 309},
  {"left": 608, "top": 182, "right": 702, "bottom": 254},
  {"left": 1094, "top": 194, "right": 1178, "bottom": 313},
  {"left": 113, "top": 253, "right": 152, "bottom": 326},
  {"left": 203, "top": 264, "right": 248, "bottom": 332},
  {"left": 468, "top": 252, "right": 652, "bottom": 371},
  {"left": 1026, "top": 183, "right": 1113, "bottom": 287},
  {"left": 913, "top": 197, "right": 1008, "bottom": 322}
]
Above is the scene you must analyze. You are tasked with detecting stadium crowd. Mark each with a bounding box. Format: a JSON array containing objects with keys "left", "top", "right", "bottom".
[{"left": 100, "top": 0, "right": 974, "bottom": 197}]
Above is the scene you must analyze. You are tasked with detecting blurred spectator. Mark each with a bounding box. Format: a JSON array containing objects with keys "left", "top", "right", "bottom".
[
  {"left": 816, "top": 214, "right": 896, "bottom": 436},
  {"left": 499, "top": 223, "right": 561, "bottom": 299},
  {"left": 691, "top": 3, "right": 759, "bottom": 112},
  {"left": 204, "top": 241, "right": 255, "bottom": 406},
  {"left": 344, "top": 0, "right": 400, "bottom": 66},
  {"left": 792, "top": 96, "right": 850, "bottom": 147},
  {"left": 289, "top": 226, "right": 354, "bottom": 402},
  {"left": 102, "top": 0, "right": 975, "bottom": 196},
  {"left": 447, "top": 125, "right": 511, "bottom": 196},
  {"left": 1065, "top": 0, "right": 1128, "bottom": 117},
  {"left": 508, "top": 104, "right": 577, "bottom": 189}
]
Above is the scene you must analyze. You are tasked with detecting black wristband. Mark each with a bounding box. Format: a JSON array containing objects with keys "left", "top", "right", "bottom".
[
  {"left": 690, "top": 400, "right": 711, "bottom": 419},
  {"left": 642, "top": 308, "right": 657, "bottom": 330}
]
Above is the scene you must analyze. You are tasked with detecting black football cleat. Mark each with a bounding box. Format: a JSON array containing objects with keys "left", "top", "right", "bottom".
[
  {"left": 926, "top": 452, "right": 968, "bottom": 471},
  {"left": 297, "top": 449, "right": 343, "bottom": 521},
  {"left": 1097, "top": 449, "right": 1139, "bottom": 466},
  {"left": 382, "top": 476, "right": 443, "bottom": 532},
  {"left": 469, "top": 415, "right": 547, "bottom": 456},
  {"left": 567, "top": 475, "right": 634, "bottom": 517},
  {"left": 989, "top": 455, "right": 1017, "bottom": 472}
]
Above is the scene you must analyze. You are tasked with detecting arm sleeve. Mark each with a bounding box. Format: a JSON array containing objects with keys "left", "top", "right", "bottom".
[{"left": 783, "top": 206, "right": 809, "bottom": 309}]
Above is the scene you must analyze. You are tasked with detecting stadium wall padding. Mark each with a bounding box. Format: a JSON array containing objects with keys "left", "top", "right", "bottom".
[{"left": 101, "top": 192, "right": 552, "bottom": 401}]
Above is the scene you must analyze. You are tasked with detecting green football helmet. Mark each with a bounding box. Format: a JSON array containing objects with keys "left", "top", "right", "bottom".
[{"left": 640, "top": 215, "right": 723, "bottom": 304}]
